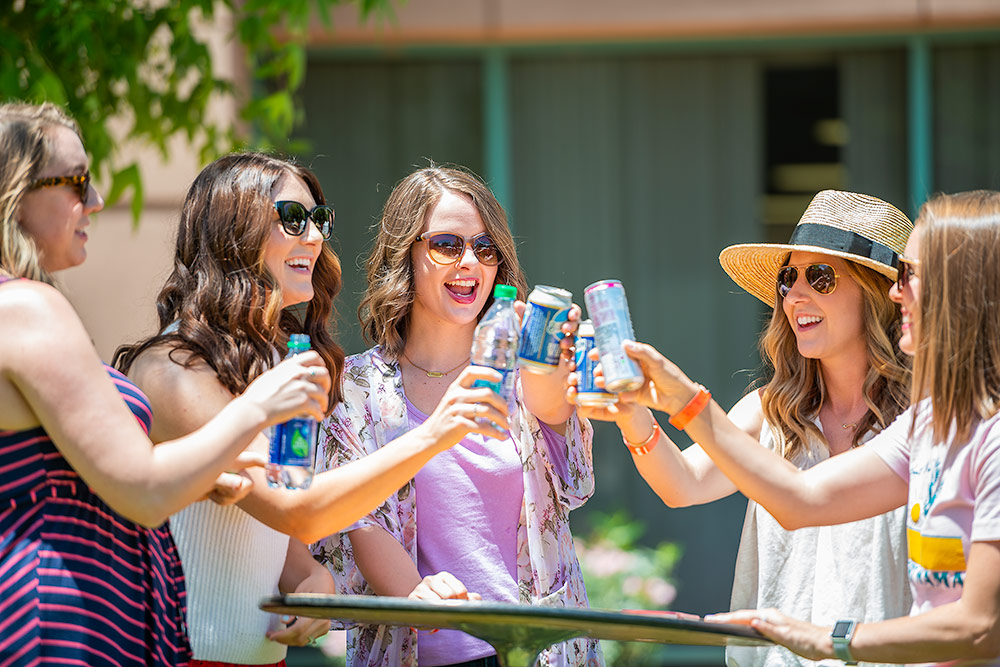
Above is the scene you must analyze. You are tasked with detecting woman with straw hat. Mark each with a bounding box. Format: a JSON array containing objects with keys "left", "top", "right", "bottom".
[
  {"left": 621, "top": 190, "right": 1000, "bottom": 666},
  {"left": 571, "top": 190, "right": 914, "bottom": 666}
]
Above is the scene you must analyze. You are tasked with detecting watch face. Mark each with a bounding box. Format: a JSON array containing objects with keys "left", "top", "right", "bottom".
[{"left": 832, "top": 620, "right": 853, "bottom": 637}]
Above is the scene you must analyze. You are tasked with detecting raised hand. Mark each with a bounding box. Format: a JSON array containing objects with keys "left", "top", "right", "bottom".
[
  {"left": 617, "top": 341, "right": 699, "bottom": 415},
  {"left": 239, "top": 351, "right": 331, "bottom": 425},
  {"left": 417, "top": 366, "right": 511, "bottom": 448}
]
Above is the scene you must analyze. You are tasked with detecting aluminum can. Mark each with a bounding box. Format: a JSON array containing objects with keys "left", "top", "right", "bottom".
[
  {"left": 584, "top": 279, "right": 644, "bottom": 393},
  {"left": 575, "top": 319, "right": 618, "bottom": 406},
  {"left": 518, "top": 285, "right": 572, "bottom": 374}
]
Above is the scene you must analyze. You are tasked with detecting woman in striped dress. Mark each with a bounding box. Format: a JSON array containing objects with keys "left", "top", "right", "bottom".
[{"left": 0, "top": 104, "right": 330, "bottom": 666}]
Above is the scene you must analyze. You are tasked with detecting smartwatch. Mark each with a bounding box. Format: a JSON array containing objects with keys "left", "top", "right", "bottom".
[{"left": 830, "top": 619, "right": 858, "bottom": 665}]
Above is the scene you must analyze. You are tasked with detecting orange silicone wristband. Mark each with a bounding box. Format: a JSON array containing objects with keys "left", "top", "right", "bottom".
[
  {"left": 623, "top": 421, "right": 660, "bottom": 456},
  {"left": 668, "top": 385, "right": 711, "bottom": 431}
]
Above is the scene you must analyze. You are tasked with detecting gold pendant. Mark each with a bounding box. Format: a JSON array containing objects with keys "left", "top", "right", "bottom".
[{"left": 426, "top": 371, "right": 444, "bottom": 378}]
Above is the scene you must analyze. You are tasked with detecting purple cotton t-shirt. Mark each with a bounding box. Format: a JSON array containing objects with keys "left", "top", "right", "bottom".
[{"left": 406, "top": 398, "right": 566, "bottom": 666}]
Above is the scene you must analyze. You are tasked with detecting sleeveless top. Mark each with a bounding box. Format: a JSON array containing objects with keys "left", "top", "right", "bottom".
[
  {"left": 170, "top": 486, "right": 289, "bottom": 663},
  {"left": 0, "top": 276, "right": 190, "bottom": 666},
  {"left": 726, "top": 420, "right": 911, "bottom": 667}
]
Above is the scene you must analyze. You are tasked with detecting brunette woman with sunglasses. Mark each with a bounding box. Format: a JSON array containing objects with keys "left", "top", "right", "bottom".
[
  {"left": 115, "top": 154, "right": 511, "bottom": 667},
  {"left": 0, "top": 105, "right": 331, "bottom": 665},
  {"left": 620, "top": 191, "right": 1000, "bottom": 666},
  {"left": 312, "top": 166, "right": 602, "bottom": 667},
  {"left": 573, "top": 190, "right": 915, "bottom": 667}
]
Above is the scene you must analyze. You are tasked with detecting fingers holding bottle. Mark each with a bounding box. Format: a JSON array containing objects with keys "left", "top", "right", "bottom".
[{"left": 241, "top": 351, "right": 330, "bottom": 425}]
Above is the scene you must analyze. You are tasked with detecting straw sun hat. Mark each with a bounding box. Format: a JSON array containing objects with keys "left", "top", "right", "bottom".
[{"left": 719, "top": 190, "right": 913, "bottom": 306}]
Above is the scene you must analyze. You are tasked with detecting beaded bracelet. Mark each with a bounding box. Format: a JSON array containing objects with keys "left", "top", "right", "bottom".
[
  {"left": 668, "top": 384, "right": 712, "bottom": 431},
  {"left": 623, "top": 421, "right": 660, "bottom": 456}
]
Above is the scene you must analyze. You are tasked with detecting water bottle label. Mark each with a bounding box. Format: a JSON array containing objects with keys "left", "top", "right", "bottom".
[{"left": 271, "top": 418, "right": 316, "bottom": 467}]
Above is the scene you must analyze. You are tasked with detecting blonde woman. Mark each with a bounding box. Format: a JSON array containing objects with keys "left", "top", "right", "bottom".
[
  {"left": 574, "top": 191, "right": 914, "bottom": 666},
  {"left": 0, "top": 104, "right": 327, "bottom": 665},
  {"left": 314, "top": 166, "right": 602, "bottom": 667},
  {"left": 627, "top": 191, "right": 1000, "bottom": 666}
]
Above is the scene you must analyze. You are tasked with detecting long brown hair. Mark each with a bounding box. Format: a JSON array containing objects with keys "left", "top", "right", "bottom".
[
  {"left": 910, "top": 190, "right": 1000, "bottom": 446},
  {"left": 760, "top": 260, "right": 911, "bottom": 461},
  {"left": 0, "top": 102, "right": 81, "bottom": 285},
  {"left": 359, "top": 165, "right": 528, "bottom": 358},
  {"left": 114, "top": 152, "right": 344, "bottom": 407}
]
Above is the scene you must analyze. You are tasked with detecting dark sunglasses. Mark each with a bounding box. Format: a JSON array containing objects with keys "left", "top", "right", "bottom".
[
  {"left": 416, "top": 231, "right": 501, "bottom": 266},
  {"left": 274, "top": 200, "right": 335, "bottom": 240},
  {"left": 30, "top": 170, "right": 91, "bottom": 204},
  {"left": 776, "top": 263, "right": 839, "bottom": 298},
  {"left": 897, "top": 255, "right": 920, "bottom": 291}
]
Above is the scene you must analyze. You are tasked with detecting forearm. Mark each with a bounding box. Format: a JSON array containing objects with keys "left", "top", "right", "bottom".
[
  {"left": 279, "top": 538, "right": 336, "bottom": 595},
  {"left": 241, "top": 426, "right": 443, "bottom": 544},
  {"left": 349, "top": 527, "right": 422, "bottom": 597},
  {"left": 681, "top": 401, "right": 824, "bottom": 527},
  {"left": 105, "top": 398, "right": 268, "bottom": 527}
]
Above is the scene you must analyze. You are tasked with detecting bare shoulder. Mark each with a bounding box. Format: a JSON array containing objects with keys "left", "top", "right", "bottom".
[
  {"left": 727, "top": 388, "right": 765, "bottom": 441},
  {"left": 128, "top": 344, "right": 234, "bottom": 442},
  {"left": 0, "top": 280, "right": 83, "bottom": 340}
]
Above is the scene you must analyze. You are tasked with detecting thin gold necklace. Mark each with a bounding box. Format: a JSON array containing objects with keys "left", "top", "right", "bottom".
[{"left": 401, "top": 351, "right": 469, "bottom": 378}]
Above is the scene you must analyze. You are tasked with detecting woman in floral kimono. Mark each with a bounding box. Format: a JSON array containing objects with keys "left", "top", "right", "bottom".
[{"left": 313, "top": 166, "right": 603, "bottom": 667}]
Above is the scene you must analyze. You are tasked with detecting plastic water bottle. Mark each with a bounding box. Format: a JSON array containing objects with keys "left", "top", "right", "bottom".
[
  {"left": 470, "top": 284, "right": 520, "bottom": 405},
  {"left": 266, "top": 334, "right": 318, "bottom": 490}
]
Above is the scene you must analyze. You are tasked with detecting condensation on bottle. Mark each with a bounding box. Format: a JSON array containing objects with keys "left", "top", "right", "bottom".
[
  {"left": 266, "top": 333, "right": 318, "bottom": 490},
  {"left": 470, "top": 284, "right": 520, "bottom": 407}
]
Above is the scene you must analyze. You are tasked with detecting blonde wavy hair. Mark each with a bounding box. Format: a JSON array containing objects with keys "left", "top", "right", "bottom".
[
  {"left": 760, "top": 259, "right": 911, "bottom": 461},
  {"left": 0, "top": 102, "right": 81, "bottom": 284},
  {"left": 359, "top": 166, "right": 528, "bottom": 358},
  {"left": 910, "top": 190, "right": 1000, "bottom": 447}
]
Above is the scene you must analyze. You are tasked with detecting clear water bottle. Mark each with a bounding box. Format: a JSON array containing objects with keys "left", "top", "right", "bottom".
[
  {"left": 470, "top": 284, "right": 520, "bottom": 405},
  {"left": 266, "top": 334, "right": 318, "bottom": 490}
]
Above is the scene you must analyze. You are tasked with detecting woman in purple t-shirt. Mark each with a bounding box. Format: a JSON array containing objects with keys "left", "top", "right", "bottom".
[
  {"left": 313, "top": 166, "right": 602, "bottom": 667},
  {"left": 603, "top": 190, "right": 1000, "bottom": 666}
]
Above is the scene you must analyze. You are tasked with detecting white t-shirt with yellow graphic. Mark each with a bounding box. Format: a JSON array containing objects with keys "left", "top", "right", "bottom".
[{"left": 871, "top": 402, "right": 1000, "bottom": 619}]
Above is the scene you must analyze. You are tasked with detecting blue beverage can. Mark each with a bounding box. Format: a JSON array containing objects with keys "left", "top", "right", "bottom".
[
  {"left": 575, "top": 320, "right": 618, "bottom": 406},
  {"left": 517, "top": 285, "right": 572, "bottom": 374},
  {"left": 584, "top": 279, "right": 644, "bottom": 393}
]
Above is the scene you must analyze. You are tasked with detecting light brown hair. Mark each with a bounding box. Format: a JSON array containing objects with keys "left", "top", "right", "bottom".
[
  {"left": 114, "top": 152, "right": 344, "bottom": 407},
  {"left": 760, "top": 260, "right": 911, "bottom": 461},
  {"left": 359, "top": 166, "right": 528, "bottom": 358},
  {"left": 0, "top": 102, "right": 81, "bottom": 284},
  {"left": 910, "top": 190, "right": 1000, "bottom": 446}
]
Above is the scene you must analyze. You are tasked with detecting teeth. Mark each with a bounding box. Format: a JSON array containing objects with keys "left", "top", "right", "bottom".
[
  {"left": 797, "top": 315, "right": 823, "bottom": 326},
  {"left": 287, "top": 258, "right": 310, "bottom": 268},
  {"left": 446, "top": 279, "right": 477, "bottom": 287}
]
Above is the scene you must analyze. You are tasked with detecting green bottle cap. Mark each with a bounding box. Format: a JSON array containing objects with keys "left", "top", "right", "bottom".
[{"left": 493, "top": 284, "right": 517, "bottom": 300}]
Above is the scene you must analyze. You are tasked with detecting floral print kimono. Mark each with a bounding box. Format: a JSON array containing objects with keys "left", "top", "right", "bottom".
[{"left": 312, "top": 346, "right": 603, "bottom": 667}]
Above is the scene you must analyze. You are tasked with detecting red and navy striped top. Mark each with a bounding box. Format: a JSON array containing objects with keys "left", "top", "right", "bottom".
[{"left": 0, "top": 277, "right": 190, "bottom": 666}]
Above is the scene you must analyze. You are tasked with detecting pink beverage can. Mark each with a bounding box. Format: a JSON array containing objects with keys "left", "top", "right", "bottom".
[
  {"left": 583, "top": 280, "right": 644, "bottom": 393},
  {"left": 518, "top": 285, "right": 572, "bottom": 374},
  {"left": 575, "top": 319, "right": 618, "bottom": 406}
]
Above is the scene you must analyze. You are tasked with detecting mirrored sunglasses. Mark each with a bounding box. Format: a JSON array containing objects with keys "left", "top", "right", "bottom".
[
  {"left": 30, "top": 170, "right": 91, "bottom": 204},
  {"left": 776, "top": 263, "right": 839, "bottom": 298},
  {"left": 897, "top": 255, "right": 920, "bottom": 291},
  {"left": 275, "top": 200, "right": 335, "bottom": 240},
  {"left": 416, "top": 231, "right": 501, "bottom": 266}
]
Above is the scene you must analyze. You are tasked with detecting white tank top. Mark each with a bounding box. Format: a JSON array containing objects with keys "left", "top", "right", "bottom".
[
  {"left": 170, "top": 501, "right": 289, "bottom": 663},
  {"left": 726, "top": 421, "right": 912, "bottom": 667}
]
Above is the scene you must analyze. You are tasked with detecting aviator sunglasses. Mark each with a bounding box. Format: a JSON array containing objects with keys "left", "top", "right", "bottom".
[
  {"left": 776, "top": 263, "right": 839, "bottom": 298},
  {"left": 274, "top": 200, "right": 335, "bottom": 240},
  {"left": 416, "top": 231, "right": 501, "bottom": 266},
  {"left": 30, "top": 170, "right": 91, "bottom": 204},
  {"left": 897, "top": 255, "right": 920, "bottom": 291}
]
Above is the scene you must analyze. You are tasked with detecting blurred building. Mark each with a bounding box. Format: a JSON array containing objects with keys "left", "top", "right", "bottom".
[{"left": 66, "top": 2, "right": 1000, "bottom": 661}]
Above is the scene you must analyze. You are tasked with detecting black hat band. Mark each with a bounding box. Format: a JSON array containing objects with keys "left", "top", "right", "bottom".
[{"left": 788, "top": 223, "right": 898, "bottom": 268}]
